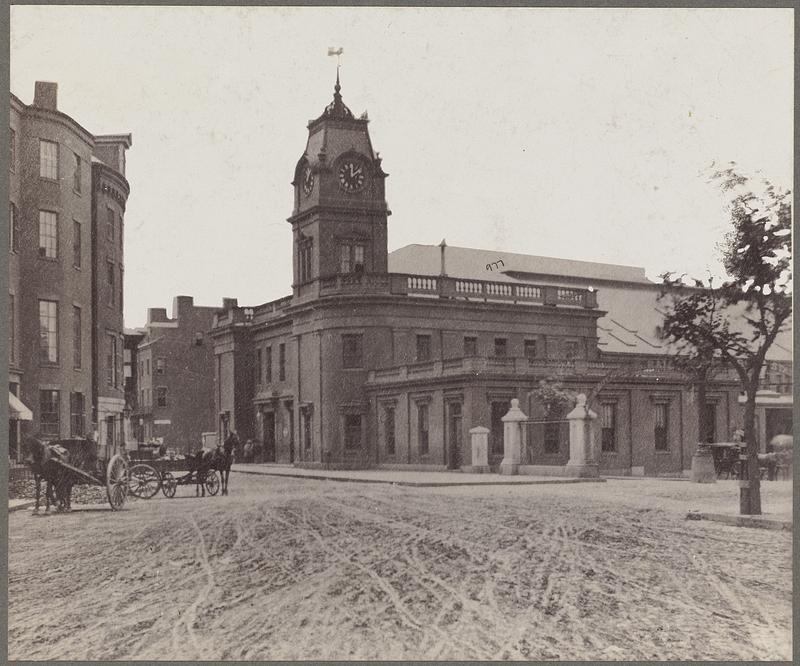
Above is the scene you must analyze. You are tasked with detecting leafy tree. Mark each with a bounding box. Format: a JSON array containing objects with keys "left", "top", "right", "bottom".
[{"left": 659, "top": 165, "right": 791, "bottom": 515}]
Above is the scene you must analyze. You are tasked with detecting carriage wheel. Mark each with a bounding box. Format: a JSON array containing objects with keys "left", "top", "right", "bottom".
[
  {"left": 106, "top": 454, "right": 129, "bottom": 510},
  {"left": 128, "top": 464, "right": 161, "bottom": 499},
  {"left": 161, "top": 472, "right": 177, "bottom": 498},
  {"left": 204, "top": 470, "right": 220, "bottom": 496}
]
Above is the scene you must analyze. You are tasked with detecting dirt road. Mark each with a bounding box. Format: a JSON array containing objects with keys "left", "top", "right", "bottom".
[{"left": 8, "top": 475, "right": 792, "bottom": 660}]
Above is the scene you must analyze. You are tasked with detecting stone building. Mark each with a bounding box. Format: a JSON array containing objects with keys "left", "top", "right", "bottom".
[
  {"left": 210, "top": 76, "right": 791, "bottom": 475},
  {"left": 8, "top": 81, "right": 131, "bottom": 460},
  {"left": 131, "top": 296, "right": 222, "bottom": 453}
]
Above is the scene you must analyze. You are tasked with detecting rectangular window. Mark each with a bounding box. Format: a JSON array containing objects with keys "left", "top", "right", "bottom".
[
  {"left": 72, "top": 306, "right": 81, "bottom": 369},
  {"left": 9, "top": 294, "right": 15, "bottom": 364},
  {"left": 107, "top": 261, "right": 115, "bottom": 305},
  {"left": 416, "top": 334, "right": 431, "bottom": 362},
  {"left": 39, "top": 139, "right": 58, "bottom": 179},
  {"left": 106, "top": 416, "right": 116, "bottom": 448},
  {"left": 298, "top": 240, "right": 313, "bottom": 283},
  {"left": 10, "top": 127, "right": 15, "bottom": 170},
  {"left": 344, "top": 414, "right": 362, "bottom": 450},
  {"left": 38, "top": 211, "right": 58, "bottom": 258},
  {"left": 265, "top": 346, "right": 273, "bottom": 383},
  {"left": 70, "top": 392, "right": 85, "bottom": 437},
  {"left": 384, "top": 406, "right": 396, "bottom": 456},
  {"left": 565, "top": 340, "right": 579, "bottom": 360},
  {"left": 418, "top": 403, "right": 430, "bottom": 455},
  {"left": 72, "top": 152, "right": 81, "bottom": 192},
  {"left": 494, "top": 338, "right": 508, "bottom": 357},
  {"left": 38, "top": 300, "right": 58, "bottom": 364},
  {"left": 544, "top": 422, "right": 560, "bottom": 454},
  {"left": 107, "top": 334, "right": 118, "bottom": 386},
  {"left": 156, "top": 357, "right": 166, "bottom": 375},
  {"left": 601, "top": 403, "right": 616, "bottom": 452},
  {"left": 339, "top": 243, "right": 365, "bottom": 273},
  {"left": 156, "top": 387, "right": 167, "bottom": 407},
  {"left": 339, "top": 244, "right": 351, "bottom": 273},
  {"left": 72, "top": 220, "right": 81, "bottom": 267},
  {"left": 279, "top": 343, "right": 286, "bottom": 381},
  {"left": 9, "top": 203, "right": 19, "bottom": 253},
  {"left": 303, "top": 408, "right": 313, "bottom": 450},
  {"left": 524, "top": 339, "right": 537, "bottom": 361},
  {"left": 353, "top": 244, "right": 365, "bottom": 271},
  {"left": 342, "top": 334, "right": 363, "bottom": 368},
  {"left": 39, "top": 389, "right": 60, "bottom": 437},
  {"left": 106, "top": 207, "right": 115, "bottom": 242},
  {"left": 146, "top": 358, "right": 150, "bottom": 376},
  {"left": 463, "top": 336, "right": 477, "bottom": 357},
  {"left": 119, "top": 266, "right": 124, "bottom": 312},
  {"left": 254, "top": 348, "right": 262, "bottom": 386},
  {"left": 654, "top": 403, "right": 669, "bottom": 451}
]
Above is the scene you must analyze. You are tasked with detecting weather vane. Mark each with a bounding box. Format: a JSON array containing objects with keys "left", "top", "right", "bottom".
[{"left": 327, "top": 47, "right": 343, "bottom": 70}]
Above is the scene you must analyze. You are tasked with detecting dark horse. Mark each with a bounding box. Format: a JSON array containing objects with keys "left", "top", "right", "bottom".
[
  {"left": 189, "top": 448, "right": 217, "bottom": 497},
  {"left": 219, "top": 432, "right": 237, "bottom": 495},
  {"left": 23, "top": 437, "right": 67, "bottom": 512}
]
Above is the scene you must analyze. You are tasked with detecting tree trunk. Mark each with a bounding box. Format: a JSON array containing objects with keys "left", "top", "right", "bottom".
[
  {"left": 739, "top": 384, "right": 762, "bottom": 515},
  {"left": 696, "top": 378, "right": 707, "bottom": 445}
]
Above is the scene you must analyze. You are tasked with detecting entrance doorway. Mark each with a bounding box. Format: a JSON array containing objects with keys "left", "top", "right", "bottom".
[
  {"left": 490, "top": 401, "right": 510, "bottom": 464},
  {"left": 286, "top": 401, "right": 295, "bottom": 463},
  {"left": 263, "top": 411, "right": 276, "bottom": 462},
  {"left": 446, "top": 402, "right": 463, "bottom": 470}
]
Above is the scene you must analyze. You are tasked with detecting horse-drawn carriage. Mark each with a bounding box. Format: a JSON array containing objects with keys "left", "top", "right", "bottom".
[
  {"left": 25, "top": 437, "right": 130, "bottom": 511},
  {"left": 127, "top": 445, "right": 232, "bottom": 498},
  {"left": 705, "top": 437, "right": 793, "bottom": 481}
]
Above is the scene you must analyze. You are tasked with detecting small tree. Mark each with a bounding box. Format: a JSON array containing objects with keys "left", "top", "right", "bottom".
[{"left": 659, "top": 165, "right": 792, "bottom": 515}]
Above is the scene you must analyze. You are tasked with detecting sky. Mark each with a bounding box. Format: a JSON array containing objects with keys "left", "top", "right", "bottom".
[{"left": 10, "top": 6, "right": 794, "bottom": 327}]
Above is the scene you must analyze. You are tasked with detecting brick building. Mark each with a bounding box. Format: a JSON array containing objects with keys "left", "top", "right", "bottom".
[
  {"left": 131, "top": 296, "right": 221, "bottom": 453},
  {"left": 210, "top": 76, "right": 790, "bottom": 475},
  {"left": 8, "top": 81, "right": 131, "bottom": 460}
]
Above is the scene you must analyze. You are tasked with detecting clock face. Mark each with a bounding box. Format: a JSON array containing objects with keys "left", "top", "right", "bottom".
[
  {"left": 338, "top": 160, "right": 366, "bottom": 193},
  {"left": 302, "top": 165, "right": 314, "bottom": 196}
]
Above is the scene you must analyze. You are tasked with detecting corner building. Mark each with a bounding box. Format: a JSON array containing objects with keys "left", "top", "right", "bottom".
[
  {"left": 8, "top": 82, "right": 131, "bottom": 460},
  {"left": 210, "top": 78, "right": 757, "bottom": 475}
]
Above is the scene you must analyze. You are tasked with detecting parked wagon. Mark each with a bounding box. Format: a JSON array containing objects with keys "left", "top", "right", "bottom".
[{"left": 33, "top": 438, "right": 131, "bottom": 510}]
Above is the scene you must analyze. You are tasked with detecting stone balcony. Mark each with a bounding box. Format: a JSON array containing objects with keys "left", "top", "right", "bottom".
[
  {"left": 296, "top": 272, "right": 599, "bottom": 309},
  {"left": 365, "top": 356, "right": 675, "bottom": 386}
]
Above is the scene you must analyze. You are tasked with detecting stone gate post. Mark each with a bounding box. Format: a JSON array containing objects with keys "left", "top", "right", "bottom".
[
  {"left": 468, "top": 426, "right": 490, "bottom": 473},
  {"left": 500, "top": 398, "right": 527, "bottom": 475},
  {"left": 565, "top": 394, "right": 599, "bottom": 478}
]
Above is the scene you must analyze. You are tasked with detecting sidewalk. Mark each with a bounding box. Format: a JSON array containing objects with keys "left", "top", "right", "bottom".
[
  {"left": 9, "top": 499, "right": 35, "bottom": 512},
  {"left": 231, "top": 463, "right": 606, "bottom": 487}
]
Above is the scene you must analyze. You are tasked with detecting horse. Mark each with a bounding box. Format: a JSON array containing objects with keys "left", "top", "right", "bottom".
[
  {"left": 190, "top": 448, "right": 217, "bottom": 497},
  {"left": 218, "top": 435, "right": 236, "bottom": 496},
  {"left": 23, "top": 437, "right": 65, "bottom": 513}
]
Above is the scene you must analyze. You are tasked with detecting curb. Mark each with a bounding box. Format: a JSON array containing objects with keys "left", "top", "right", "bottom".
[
  {"left": 686, "top": 510, "right": 792, "bottom": 531},
  {"left": 9, "top": 500, "right": 35, "bottom": 513},
  {"left": 231, "top": 468, "right": 607, "bottom": 487}
]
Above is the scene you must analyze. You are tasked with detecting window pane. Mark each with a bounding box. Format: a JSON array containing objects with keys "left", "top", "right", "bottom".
[
  {"left": 38, "top": 211, "right": 58, "bottom": 258},
  {"left": 340, "top": 244, "right": 352, "bottom": 273},
  {"left": 463, "top": 336, "right": 477, "bottom": 357},
  {"left": 107, "top": 261, "right": 115, "bottom": 305},
  {"left": 344, "top": 414, "right": 361, "bottom": 449},
  {"left": 418, "top": 404, "right": 429, "bottom": 454},
  {"left": 39, "top": 140, "right": 58, "bottom": 179},
  {"left": 107, "top": 208, "right": 115, "bottom": 241},
  {"left": 72, "top": 306, "right": 81, "bottom": 368},
  {"left": 73, "top": 221, "right": 81, "bottom": 267},
  {"left": 39, "top": 389, "right": 60, "bottom": 437},
  {"left": 38, "top": 300, "right": 58, "bottom": 363},
  {"left": 494, "top": 338, "right": 507, "bottom": 357},
  {"left": 157, "top": 387, "right": 167, "bottom": 407},
  {"left": 10, "top": 203, "right": 19, "bottom": 252},
  {"left": 416, "top": 335, "right": 431, "bottom": 362},
  {"left": 265, "top": 347, "right": 272, "bottom": 382},
  {"left": 524, "top": 340, "right": 537, "bottom": 360},
  {"left": 655, "top": 403, "right": 668, "bottom": 451},
  {"left": 70, "top": 392, "right": 85, "bottom": 436},
  {"left": 342, "top": 334, "right": 363, "bottom": 368},
  {"left": 384, "top": 407, "right": 396, "bottom": 456},
  {"left": 279, "top": 343, "right": 286, "bottom": 381},
  {"left": 73, "top": 153, "right": 81, "bottom": 192},
  {"left": 601, "top": 403, "right": 616, "bottom": 452}
]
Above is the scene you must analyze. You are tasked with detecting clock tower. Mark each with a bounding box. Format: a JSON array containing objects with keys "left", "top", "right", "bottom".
[{"left": 288, "top": 73, "right": 390, "bottom": 294}]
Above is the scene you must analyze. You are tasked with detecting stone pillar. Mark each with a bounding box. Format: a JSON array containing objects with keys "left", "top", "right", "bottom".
[
  {"left": 468, "top": 426, "right": 490, "bottom": 473},
  {"left": 500, "top": 399, "right": 527, "bottom": 475},
  {"left": 690, "top": 444, "right": 717, "bottom": 483},
  {"left": 565, "top": 394, "right": 599, "bottom": 478}
]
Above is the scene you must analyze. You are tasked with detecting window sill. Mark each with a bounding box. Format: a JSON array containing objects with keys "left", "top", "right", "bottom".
[
  {"left": 39, "top": 176, "right": 58, "bottom": 183},
  {"left": 40, "top": 362, "right": 60, "bottom": 368},
  {"left": 73, "top": 189, "right": 82, "bottom": 197},
  {"left": 655, "top": 450, "right": 671, "bottom": 455},
  {"left": 38, "top": 255, "right": 59, "bottom": 262},
  {"left": 73, "top": 264, "right": 81, "bottom": 271}
]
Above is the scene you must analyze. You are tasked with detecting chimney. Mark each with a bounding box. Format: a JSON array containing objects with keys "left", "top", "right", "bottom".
[
  {"left": 222, "top": 297, "right": 238, "bottom": 311},
  {"left": 172, "top": 295, "right": 194, "bottom": 319},
  {"left": 147, "top": 307, "right": 168, "bottom": 324},
  {"left": 439, "top": 239, "right": 447, "bottom": 277},
  {"left": 33, "top": 82, "right": 58, "bottom": 110}
]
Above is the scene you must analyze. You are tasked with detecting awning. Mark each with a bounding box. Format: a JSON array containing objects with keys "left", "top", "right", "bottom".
[{"left": 9, "top": 392, "right": 33, "bottom": 421}]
